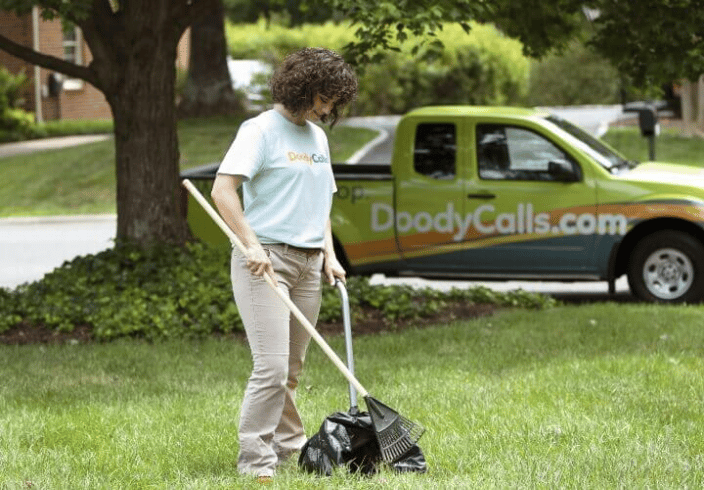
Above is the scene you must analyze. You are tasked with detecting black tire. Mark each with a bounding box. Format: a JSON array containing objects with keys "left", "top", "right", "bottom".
[{"left": 627, "top": 230, "right": 704, "bottom": 303}]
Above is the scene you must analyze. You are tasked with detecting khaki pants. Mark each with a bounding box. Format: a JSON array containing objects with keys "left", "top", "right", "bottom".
[{"left": 231, "top": 243, "right": 323, "bottom": 477}]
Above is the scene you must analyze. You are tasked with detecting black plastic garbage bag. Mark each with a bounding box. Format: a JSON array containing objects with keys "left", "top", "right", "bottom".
[{"left": 299, "top": 408, "right": 427, "bottom": 476}]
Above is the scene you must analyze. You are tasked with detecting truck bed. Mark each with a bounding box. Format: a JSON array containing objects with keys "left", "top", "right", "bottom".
[
  {"left": 181, "top": 162, "right": 393, "bottom": 181},
  {"left": 332, "top": 163, "right": 392, "bottom": 181}
]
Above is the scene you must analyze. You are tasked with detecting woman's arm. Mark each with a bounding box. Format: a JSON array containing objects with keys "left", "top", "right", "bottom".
[
  {"left": 322, "top": 218, "right": 346, "bottom": 284},
  {"left": 211, "top": 174, "right": 273, "bottom": 278}
]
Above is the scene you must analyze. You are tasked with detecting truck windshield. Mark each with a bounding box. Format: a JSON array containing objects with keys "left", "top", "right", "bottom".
[{"left": 544, "top": 115, "right": 634, "bottom": 171}]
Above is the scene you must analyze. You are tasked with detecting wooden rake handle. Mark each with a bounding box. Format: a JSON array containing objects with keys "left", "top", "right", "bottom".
[{"left": 182, "top": 179, "right": 369, "bottom": 398}]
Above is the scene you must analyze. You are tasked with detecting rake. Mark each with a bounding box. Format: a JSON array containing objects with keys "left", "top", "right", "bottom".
[{"left": 182, "top": 179, "right": 425, "bottom": 462}]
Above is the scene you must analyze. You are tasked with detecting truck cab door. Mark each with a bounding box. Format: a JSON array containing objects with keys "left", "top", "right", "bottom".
[
  {"left": 394, "top": 119, "right": 468, "bottom": 270},
  {"left": 460, "top": 123, "right": 598, "bottom": 276}
]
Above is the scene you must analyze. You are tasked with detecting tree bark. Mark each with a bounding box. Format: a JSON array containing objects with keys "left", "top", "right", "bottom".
[
  {"left": 680, "top": 81, "right": 695, "bottom": 137},
  {"left": 177, "top": 0, "right": 245, "bottom": 118},
  {"left": 87, "top": 1, "right": 192, "bottom": 246},
  {"left": 107, "top": 47, "right": 188, "bottom": 245}
]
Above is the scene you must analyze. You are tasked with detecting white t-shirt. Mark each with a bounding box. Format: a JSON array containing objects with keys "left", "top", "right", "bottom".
[{"left": 217, "top": 109, "right": 336, "bottom": 249}]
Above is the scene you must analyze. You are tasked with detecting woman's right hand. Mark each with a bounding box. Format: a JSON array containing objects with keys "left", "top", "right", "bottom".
[
  {"left": 245, "top": 245, "right": 275, "bottom": 278},
  {"left": 211, "top": 174, "right": 275, "bottom": 280}
]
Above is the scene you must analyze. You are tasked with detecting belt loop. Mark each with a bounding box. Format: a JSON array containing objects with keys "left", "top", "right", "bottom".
[{"left": 283, "top": 243, "right": 289, "bottom": 254}]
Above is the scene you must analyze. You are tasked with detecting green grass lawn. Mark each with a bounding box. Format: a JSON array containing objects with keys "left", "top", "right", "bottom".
[
  {"left": 2, "top": 303, "right": 703, "bottom": 488},
  {"left": 0, "top": 116, "right": 377, "bottom": 217},
  {"left": 602, "top": 126, "right": 704, "bottom": 165}
]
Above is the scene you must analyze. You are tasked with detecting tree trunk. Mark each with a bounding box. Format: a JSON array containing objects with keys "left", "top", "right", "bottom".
[
  {"left": 178, "top": 0, "right": 245, "bottom": 118},
  {"left": 680, "top": 80, "right": 695, "bottom": 137},
  {"left": 102, "top": 24, "right": 190, "bottom": 246}
]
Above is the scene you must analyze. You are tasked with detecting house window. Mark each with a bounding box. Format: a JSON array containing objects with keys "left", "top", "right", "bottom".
[
  {"left": 61, "top": 23, "right": 83, "bottom": 90},
  {"left": 62, "top": 24, "right": 82, "bottom": 64}
]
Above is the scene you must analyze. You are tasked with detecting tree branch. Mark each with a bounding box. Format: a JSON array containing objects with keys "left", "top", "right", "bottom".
[{"left": 0, "top": 32, "right": 99, "bottom": 87}]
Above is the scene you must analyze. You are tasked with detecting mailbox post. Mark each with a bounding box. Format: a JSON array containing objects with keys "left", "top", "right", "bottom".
[{"left": 624, "top": 102, "right": 660, "bottom": 161}]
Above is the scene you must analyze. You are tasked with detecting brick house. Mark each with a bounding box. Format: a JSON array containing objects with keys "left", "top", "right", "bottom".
[{"left": 0, "top": 8, "right": 189, "bottom": 122}]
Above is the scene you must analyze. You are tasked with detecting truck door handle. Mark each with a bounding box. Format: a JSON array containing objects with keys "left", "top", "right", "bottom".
[{"left": 467, "top": 193, "right": 496, "bottom": 200}]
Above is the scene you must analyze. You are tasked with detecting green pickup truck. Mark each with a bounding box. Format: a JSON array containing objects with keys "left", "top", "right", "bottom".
[{"left": 182, "top": 106, "right": 704, "bottom": 303}]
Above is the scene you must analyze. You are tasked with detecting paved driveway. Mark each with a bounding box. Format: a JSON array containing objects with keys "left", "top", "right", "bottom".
[{"left": 0, "top": 215, "right": 115, "bottom": 289}]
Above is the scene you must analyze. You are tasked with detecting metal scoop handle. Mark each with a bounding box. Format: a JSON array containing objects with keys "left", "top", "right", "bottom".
[{"left": 335, "top": 279, "right": 358, "bottom": 409}]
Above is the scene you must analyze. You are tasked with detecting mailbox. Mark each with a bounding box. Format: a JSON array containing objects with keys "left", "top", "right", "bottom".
[
  {"left": 637, "top": 106, "right": 659, "bottom": 137},
  {"left": 624, "top": 102, "right": 661, "bottom": 160},
  {"left": 48, "top": 73, "right": 63, "bottom": 97}
]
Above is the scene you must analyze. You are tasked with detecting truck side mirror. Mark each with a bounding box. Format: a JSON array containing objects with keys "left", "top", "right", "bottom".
[{"left": 548, "top": 159, "right": 579, "bottom": 182}]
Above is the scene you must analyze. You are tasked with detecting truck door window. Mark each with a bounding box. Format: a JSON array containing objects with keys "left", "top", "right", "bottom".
[
  {"left": 477, "top": 124, "right": 579, "bottom": 181},
  {"left": 414, "top": 123, "right": 456, "bottom": 179}
]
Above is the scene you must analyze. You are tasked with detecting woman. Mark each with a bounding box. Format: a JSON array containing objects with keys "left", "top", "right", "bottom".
[{"left": 211, "top": 47, "right": 357, "bottom": 481}]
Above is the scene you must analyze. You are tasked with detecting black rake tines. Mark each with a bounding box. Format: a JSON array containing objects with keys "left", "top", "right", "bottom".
[{"left": 365, "top": 396, "right": 425, "bottom": 463}]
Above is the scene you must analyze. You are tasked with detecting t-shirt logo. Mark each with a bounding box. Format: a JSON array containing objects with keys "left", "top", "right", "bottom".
[{"left": 287, "top": 151, "right": 329, "bottom": 165}]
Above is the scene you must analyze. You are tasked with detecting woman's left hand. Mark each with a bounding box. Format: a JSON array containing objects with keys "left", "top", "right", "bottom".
[{"left": 323, "top": 253, "right": 346, "bottom": 285}]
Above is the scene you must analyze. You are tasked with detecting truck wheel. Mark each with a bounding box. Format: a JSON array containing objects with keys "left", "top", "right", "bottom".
[{"left": 627, "top": 230, "right": 704, "bottom": 303}]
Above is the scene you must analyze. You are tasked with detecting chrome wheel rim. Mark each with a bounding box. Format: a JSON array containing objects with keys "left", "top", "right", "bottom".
[{"left": 642, "top": 248, "right": 694, "bottom": 300}]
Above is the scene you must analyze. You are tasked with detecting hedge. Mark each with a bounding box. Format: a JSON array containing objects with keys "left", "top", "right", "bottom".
[
  {"left": 0, "top": 242, "right": 556, "bottom": 341},
  {"left": 0, "top": 67, "right": 35, "bottom": 141},
  {"left": 226, "top": 21, "right": 529, "bottom": 114},
  {"left": 527, "top": 40, "right": 621, "bottom": 106}
]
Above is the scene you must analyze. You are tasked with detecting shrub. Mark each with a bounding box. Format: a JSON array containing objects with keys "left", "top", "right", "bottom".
[
  {"left": 0, "top": 67, "right": 35, "bottom": 141},
  {"left": 0, "top": 242, "right": 556, "bottom": 341},
  {"left": 226, "top": 21, "right": 530, "bottom": 115},
  {"left": 34, "top": 118, "right": 113, "bottom": 137},
  {"left": 0, "top": 67, "right": 113, "bottom": 142},
  {"left": 354, "top": 23, "right": 528, "bottom": 114},
  {"left": 0, "top": 242, "right": 241, "bottom": 340},
  {"left": 527, "top": 40, "right": 621, "bottom": 107}
]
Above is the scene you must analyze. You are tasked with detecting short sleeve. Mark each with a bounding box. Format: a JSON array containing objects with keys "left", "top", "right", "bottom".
[{"left": 217, "top": 119, "right": 265, "bottom": 180}]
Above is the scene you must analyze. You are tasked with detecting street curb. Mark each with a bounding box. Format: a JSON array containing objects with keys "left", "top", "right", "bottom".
[
  {"left": 0, "top": 134, "right": 111, "bottom": 158},
  {"left": 0, "top": 214, "right": 116, "bottom": 225}
]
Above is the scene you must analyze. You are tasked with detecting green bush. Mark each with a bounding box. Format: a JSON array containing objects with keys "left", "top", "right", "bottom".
[
  {"left": 0, "top": 67, "right": 35, "bottom": 141},
  {"left": 354, "top": 23, "right": 529, "bottom": 114},
  {"left": 0, "top": 242, "right": 556, "bottom": 341},
  {"left": 527, "top": 40, "right": 621, "bottom": 106},
  {"left": 0, "top": 66, "right": 113, "bottom": 142},
  {"left": 226, "top": 21, "right": 529, "bottom": 114},
  {"left": 0, "top": 242, "right": 240, "bottom": 340},
  {"left": 35, "top": 118, "right": 113, "bottom": 137}
]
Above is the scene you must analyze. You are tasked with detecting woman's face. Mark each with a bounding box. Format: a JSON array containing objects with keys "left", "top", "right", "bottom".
[{"left": 305, "top": 94, "right": 336, "bottom": 123}]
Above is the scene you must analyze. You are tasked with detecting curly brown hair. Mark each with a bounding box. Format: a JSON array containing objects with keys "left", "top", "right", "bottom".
[{"left": 270, "top": 48, "right": 358, "bottom": 126}]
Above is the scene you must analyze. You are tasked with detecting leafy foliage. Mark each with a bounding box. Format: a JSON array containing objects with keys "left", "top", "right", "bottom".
[
  {"left": 223, "top": 0, "right": 336, "bottom": 26},
  {"left": 0, "top": 242, "right": 556, "bottom": 340},
  {"left": 0, "top": 0, "right": 91, "bottom": 22},
  {"left": 0, "top": 242, "right": 240, "bottom": 340},
  {"left": 227, "top": 21, "right": 529, "bottom": 114},
  {"left": 586, "top": 0, "right": 704, "bottom": 87},
  {"left": 0, "top": 67, "right": 34, "bottom": 140},
  {"left": 527, "top": 39, "right": 620, "bottom": 106},
  {"left": 322, "top": 0, "right": 483, "bottom": 66},
  {"left": 487, "top": 0, "right": 584, "bottom": 58},
  {"left": 493, "top": 0, "right": 704, "bottom": 89},
  {"left": 355, "top": 23, "right": 528, "bottom": 113}
]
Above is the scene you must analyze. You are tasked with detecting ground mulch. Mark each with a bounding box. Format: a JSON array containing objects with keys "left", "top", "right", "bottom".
[{"left": 0, "top": 303, "right": 498, "bottom": 346}]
